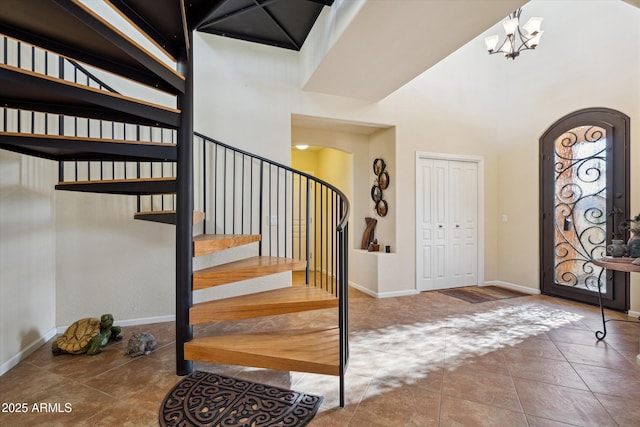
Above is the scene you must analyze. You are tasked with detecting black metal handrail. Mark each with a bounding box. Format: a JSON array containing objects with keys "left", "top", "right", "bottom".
[
  {"left": 194, "top": 132, "right": 350, "bottom": 288},
  {"left": 193, "top": 132, "right": 350, "bottom": 403}
]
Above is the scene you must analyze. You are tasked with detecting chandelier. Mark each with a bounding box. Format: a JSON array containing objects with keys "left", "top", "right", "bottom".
[{"left": 484, "top": 8, "right": 543, "bottom": 59}]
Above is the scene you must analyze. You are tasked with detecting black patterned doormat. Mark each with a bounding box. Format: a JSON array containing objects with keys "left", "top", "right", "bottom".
[
  {"left": 440, "top": 286, "right": 528, "bottom": 303},
  {"left": 159, "top": 371, "right": 323, "bottom": 427}
]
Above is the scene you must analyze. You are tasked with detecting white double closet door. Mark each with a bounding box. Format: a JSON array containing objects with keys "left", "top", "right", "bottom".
[{"left": 416, "top": 157, "right": 479, "bottom": 291}]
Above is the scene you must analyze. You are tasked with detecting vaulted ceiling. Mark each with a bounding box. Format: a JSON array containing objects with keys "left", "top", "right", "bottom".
[
  {"left": 301, "top": 0, "right": 526, "bottom": 101},
  {"left": 104, "top": 0, "right": 529, "bottom": 101},
  {"left": 3, "top": 0, "right": 635, "bottom": 105}
]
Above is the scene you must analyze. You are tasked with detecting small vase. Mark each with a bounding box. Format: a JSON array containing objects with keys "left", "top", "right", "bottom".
[
  {"left": 627, "top": 233, "right": 640, "bottom": 258},
  {"left": 607, "top": 239, "right": 627, "bottom": 258}
]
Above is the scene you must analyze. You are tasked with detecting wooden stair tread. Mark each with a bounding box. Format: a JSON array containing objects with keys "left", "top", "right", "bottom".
[
  {"left": 0, "top": 63, "right": 180, "bottom": 127},
  {"left": 0, "top": 132, "right": 177, "bottom": 162},
  {"left": 193, "top": 256, "right": 306, "bottom": 290},
  {"left": 55, "top": 177, "right": 175, "bottom": 195},
  {"left": 59, "top": 177, "right": 175, "bottom": 184},
  {"left": 190, "top": 286, "right": 338, "bottom": 324},
  {"left": 193, "top": 234, "right": 261, "bottom": 257},
  {"left": 184, "top": 327, "right": 340, "bottom": 375},
  {"left": 0, "top": 132, "right": 176, "bottom": 147},
  {"left": 134, "top": 210, "right": 204, "bottom": 225}
]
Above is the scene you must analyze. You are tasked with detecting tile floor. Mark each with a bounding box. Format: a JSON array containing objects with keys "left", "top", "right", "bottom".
[{"left": 1, "top": 287, "right": 639, "bottom": 426}]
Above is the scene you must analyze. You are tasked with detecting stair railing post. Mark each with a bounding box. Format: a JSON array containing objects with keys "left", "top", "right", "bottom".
[
  {"left": 258, "top": 161, "right": 264, "bottom": 256},
  {"left": 58, "top": 56, "right": 65, "bottom": 182},
  {"left": 338, "top": 216, "right": 349, "bottom": 408},
  {"left": 175, "top": 32, "right": 194, "bottom": 376},
  {"left": 305, "top": 178, "right": 311, "bottom": 285}
]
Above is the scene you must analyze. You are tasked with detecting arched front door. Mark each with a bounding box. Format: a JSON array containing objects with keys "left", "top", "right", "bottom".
[{"left": 539, "top": 108, "right": 630, "bottom": 311}]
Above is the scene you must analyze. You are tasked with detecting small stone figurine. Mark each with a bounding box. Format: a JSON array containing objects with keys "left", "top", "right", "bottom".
[
  {"left": 125, "top": 332, "right": 157, "bottom": 357},
  {"left": 625, "top": 214, "right": 640, "bottom": 258}
]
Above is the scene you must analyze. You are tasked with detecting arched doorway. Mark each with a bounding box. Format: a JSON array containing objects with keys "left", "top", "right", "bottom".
[{"left": 539, "top": 108, "right": 630, "bottom": 310}]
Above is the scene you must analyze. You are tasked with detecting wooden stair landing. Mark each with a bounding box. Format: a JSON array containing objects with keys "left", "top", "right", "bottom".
[
  {"left": 184, "top": 327, "right": 340, "bottom": 375},
  {"left": 193, "top": 234, "right": 261, "bottom": 257},
  {"left": 190, "top": 286, "right": 338, "bottom": 324},
  {"left": 193, "top": 256, "right": 306, "bottom": 290}
]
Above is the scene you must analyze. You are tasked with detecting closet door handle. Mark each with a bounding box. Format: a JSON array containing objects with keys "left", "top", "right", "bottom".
[
  {"left": 438, "top": 225, "right": 443, "bottom": 228},
  {"left": 455, "top": 224, "right": 460, "bottom": 228}
]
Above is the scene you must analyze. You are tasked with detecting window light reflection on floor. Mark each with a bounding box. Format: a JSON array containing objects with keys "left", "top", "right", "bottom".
[{"left": 348, "top": 303, "right": 584, "bottom": 393}]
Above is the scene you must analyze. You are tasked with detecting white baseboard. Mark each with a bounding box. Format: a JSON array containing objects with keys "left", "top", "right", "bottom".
[
  {"left": 0, "top": 327, "right": 57, "bottom": 377},
  {"left": 56, "top": 314, "right": 176, "bottom": 334},
  {"left": 483, "top": 283, "right": 640, "bottom": 320},
  {"left": 349, "top": 281, "right": 419, "bottom": 299},
  {"left": 348, "top": 281, "right": 377, "bottom": 297},
  {"left": 377, "top": 289, "right": 420, "bottom": 298},
  {"left": 480, "top": 280, "right": 541, "bottom": 295},
  {"left": 1, "top": 315, "right": 177, "bottom": 377}
]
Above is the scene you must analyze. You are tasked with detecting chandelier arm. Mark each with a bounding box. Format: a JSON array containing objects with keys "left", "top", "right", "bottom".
[
  {"left": 515, "top": 26, "right": 534, "bottom": 53},
  {"left": 488, "top": 37, "right": 510, "bottom": 56}
]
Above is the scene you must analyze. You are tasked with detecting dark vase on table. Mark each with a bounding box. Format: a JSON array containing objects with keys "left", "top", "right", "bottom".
[{"left": 628, "top": 233, "right": 640, "bottom": 257}]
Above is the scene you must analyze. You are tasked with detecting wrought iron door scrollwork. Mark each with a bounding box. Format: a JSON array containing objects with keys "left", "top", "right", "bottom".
[{"left": 553, "top": 125, "right": 607, "bottom": 291}]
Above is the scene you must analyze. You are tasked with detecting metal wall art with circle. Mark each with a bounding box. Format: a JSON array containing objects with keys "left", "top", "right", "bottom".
[
  {"left": 371, "top": 158, "right": 389, "bottom": 217},
  {"left": 378, "top": 171, "right": 389, "bottom": 189},
  {"left": 373, "top": 158, "right": 386, "bottom": 175},
  {"left": 371, "top": 185, "right": 382, "bottom": 202}
]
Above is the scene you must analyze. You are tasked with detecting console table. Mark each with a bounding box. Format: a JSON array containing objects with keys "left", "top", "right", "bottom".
[{"left": 591, "top": 257, "right": 640, "bottom": 364}]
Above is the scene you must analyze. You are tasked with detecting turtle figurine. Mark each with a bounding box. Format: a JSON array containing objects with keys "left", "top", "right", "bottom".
[{"left": 52, "top": 313, "right": 123, "bottom": 356}]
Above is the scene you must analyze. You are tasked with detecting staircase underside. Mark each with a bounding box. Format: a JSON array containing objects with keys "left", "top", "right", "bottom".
[
  {"left": 55, "top": 177, "right": 176, "bottom": 195},
  {"left": 0, "top": 64, "right": 180, "bottom": 127},
  {"left": 190, "top": 285, "right": 338, "bottom": 324},
  {"left": 0, "top": 0, "right": 184, "bottom": 94},
  {"left": 185, "top": 327, "right": 340, "bottom": 376},
  {"left": 0, "top": 132, "right": 176, "bottom": 162},
  {"left": 134, "top": 210, "right": 204, "bottom": 225}
]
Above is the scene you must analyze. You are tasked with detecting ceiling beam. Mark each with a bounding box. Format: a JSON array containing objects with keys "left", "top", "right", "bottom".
[{"left": 195, "top": 0, "right": 280, "bottom": 29}]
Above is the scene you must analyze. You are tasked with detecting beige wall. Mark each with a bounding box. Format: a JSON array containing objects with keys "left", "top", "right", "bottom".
[
  {"left": 290, "top": 149, "right": 318, "bottom": 174},
  {"left": 55, "top": 191, "right": 176, "bottom": 325},
  {"left": 0, "top": 152, "right": 57, "bottom": 373},
  {"left": 496, "top": 143, "right": 539, "bottom": 288}
]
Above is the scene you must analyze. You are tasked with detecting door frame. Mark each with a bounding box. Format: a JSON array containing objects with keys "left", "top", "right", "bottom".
[
  {"left": 415, "top": 151, "right": 485, "bottom": 291},
  {"left": 539, "top": 107, "right": 630, "bottom": 311}
]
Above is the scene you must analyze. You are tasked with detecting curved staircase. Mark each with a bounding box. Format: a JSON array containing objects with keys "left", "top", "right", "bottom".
[{"left": 1, "top": 0, "right": 348, "bottom": 406}]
